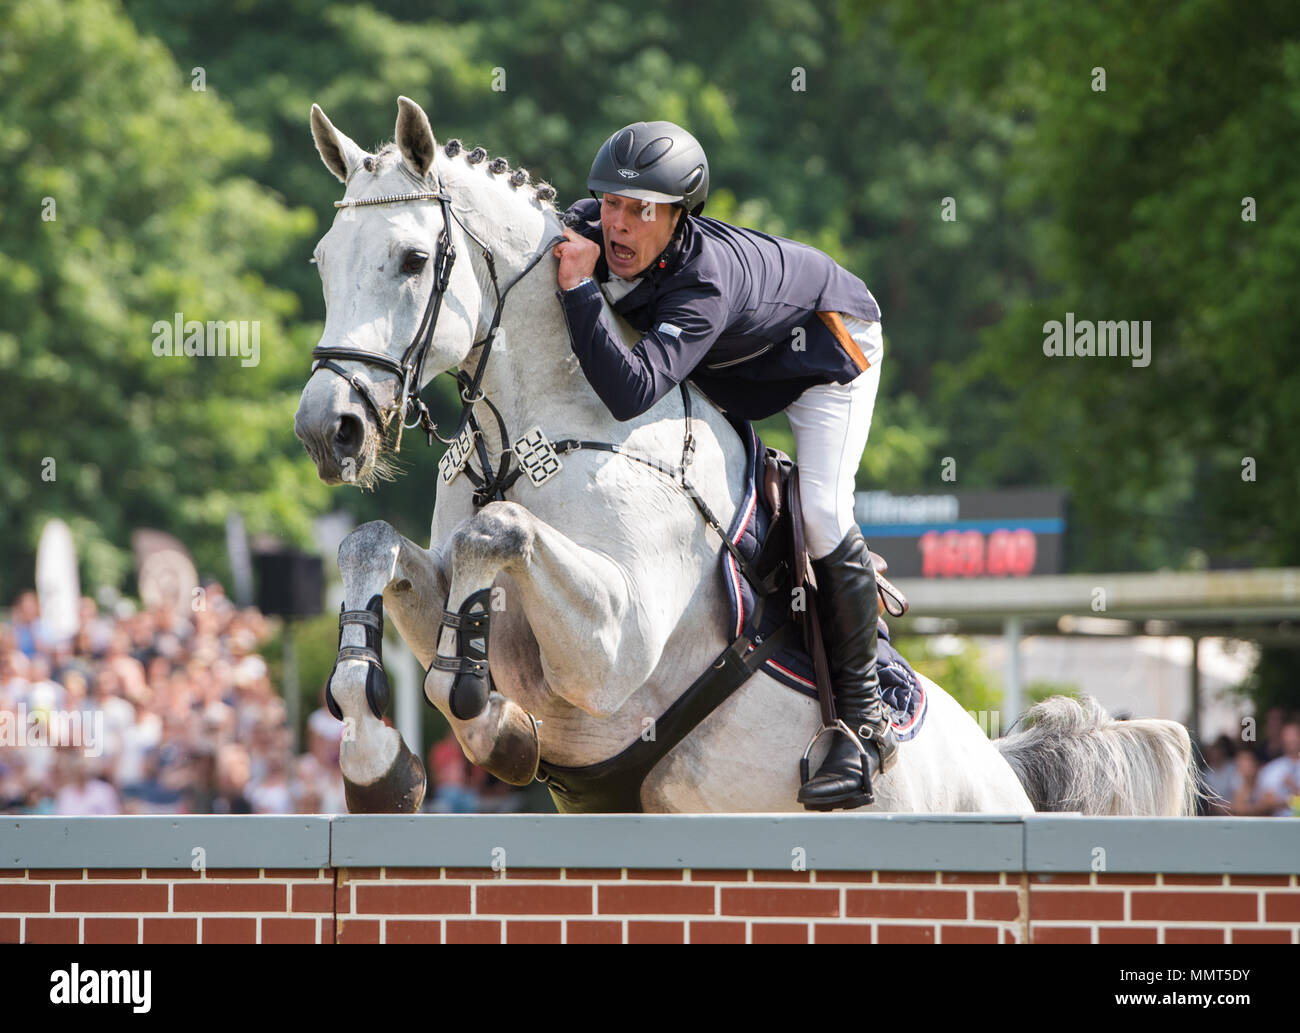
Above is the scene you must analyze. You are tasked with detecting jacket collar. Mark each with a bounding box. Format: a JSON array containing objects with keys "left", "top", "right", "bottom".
[{"left": 649, "top": 212, "right": 691, "bottom": 281}]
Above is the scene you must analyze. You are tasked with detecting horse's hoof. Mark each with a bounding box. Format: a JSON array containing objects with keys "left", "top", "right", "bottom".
[
  {"left": 344, "top": 738, "right": 426, "bottom": 813},
  {"left": 482, "top": 700, "right": 541, "bottom": 786}
]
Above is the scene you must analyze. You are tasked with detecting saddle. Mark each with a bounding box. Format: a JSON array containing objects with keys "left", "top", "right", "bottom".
[{"left": 758, "top": 447, "right": 909, "bottom": 624}]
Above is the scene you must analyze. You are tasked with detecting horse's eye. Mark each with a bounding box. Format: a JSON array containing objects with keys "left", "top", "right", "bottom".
[{"left": 401, "top": 250, "right": 429, "bottom": 274}]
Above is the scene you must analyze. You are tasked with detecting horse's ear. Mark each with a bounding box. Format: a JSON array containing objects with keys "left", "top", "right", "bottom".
[
  {"left": 311, "top": 103, "right": 368, "bottom": 184},
  {"left": 395, "top": 96, "right": 437, "bottom": 180}
]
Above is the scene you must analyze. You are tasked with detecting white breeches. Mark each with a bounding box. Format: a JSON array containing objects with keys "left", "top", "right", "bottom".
[{"left": 785, "top": 315, "right": 883, "bottom": 560}]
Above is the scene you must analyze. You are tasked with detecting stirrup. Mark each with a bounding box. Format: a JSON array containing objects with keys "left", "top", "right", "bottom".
[{"left": 798, "top": 719, "right": 878, "bottom": 793}]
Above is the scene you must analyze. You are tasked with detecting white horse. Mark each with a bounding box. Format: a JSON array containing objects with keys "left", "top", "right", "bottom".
[{"left": 294, "top": 97, "right": 1200, "bottom": 816}]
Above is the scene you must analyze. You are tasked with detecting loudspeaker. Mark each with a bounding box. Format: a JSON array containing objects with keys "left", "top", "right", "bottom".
[{"left": 254, "top": 550, "right": 324, "bottom": 618}]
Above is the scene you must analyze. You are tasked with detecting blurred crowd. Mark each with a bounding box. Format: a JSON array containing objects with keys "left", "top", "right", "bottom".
[
  {"left": 0, "top": 587, "right": 348, "bottom": 815},
  {"left": 1, "top": 586, "right": 543, "bottom": 816},
  {"left": 1200, "top": 710, "right": 1300, "bottom": 817},
  {"left": 5, "top": 584, "right": 1297, "bottom": 817}
]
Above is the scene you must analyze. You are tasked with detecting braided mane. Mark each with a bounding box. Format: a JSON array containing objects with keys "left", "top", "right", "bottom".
[{"left": 360, "top": 140, "right": 559, "bottom": 211}]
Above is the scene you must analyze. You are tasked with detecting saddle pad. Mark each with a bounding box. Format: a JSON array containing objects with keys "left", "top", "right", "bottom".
[{"left": 722, "top": 419, "right": 928, "bottom": 741}]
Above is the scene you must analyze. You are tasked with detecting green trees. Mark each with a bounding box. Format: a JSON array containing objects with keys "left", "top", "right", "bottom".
[
  {"left": 861, "top": 0, "right": 1300, "bottom": 711},
  {"left": 0, "top": 0, "right": 328, "bottom": 594},
  {"left": 864, "top": 0, "right": 1300, "bottom": 574}
]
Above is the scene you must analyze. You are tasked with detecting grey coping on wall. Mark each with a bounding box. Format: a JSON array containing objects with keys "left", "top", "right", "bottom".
[
  {"left": 1024, "top": 816, "right": 1300, "bottom": 874},
  {"left": 331, "top": 813, "right": 1025, "bottom": 871},
  {"left": 0, "top": 816, "right": 332, "bottom": 869},
  {"left": 1, "top": 815, "right": 1297, "bottom": 873}
]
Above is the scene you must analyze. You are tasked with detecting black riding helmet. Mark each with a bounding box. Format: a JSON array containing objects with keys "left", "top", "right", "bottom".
[{"left": 587, "top": 121, "right": 709, "bottom": 217}]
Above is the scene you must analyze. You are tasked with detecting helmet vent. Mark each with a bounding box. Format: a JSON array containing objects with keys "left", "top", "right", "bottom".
[
  {"left": 612, "top": 129, "right": 636, "bottom": 166},
  {"left": 636, "top": 137, "right": 673, "bottom": 169}
]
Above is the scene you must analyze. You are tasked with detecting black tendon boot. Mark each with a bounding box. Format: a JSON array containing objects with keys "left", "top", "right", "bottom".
[{"left": 797, "top": 527, "right": 899, "bottom": 809}]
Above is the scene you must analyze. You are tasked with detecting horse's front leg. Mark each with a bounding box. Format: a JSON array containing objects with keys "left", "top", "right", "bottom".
[
  {"left": 333, "top": 517, "right": 544, "bottom": 789},
  {"left": 330, "top": 520, "right": 446, "bottom": 812},
  {"left": 429, "top": 501, "right": 669, "bottom": 767}
]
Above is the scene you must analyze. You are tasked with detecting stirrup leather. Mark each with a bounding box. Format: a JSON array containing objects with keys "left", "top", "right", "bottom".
[{"left": 857, "top": 712, "right": 898, "bottom": 773}]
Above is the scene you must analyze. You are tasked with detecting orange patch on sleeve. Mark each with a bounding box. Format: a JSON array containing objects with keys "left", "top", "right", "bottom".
[{"left": 817, "top": 311, "right": 871, "bottom": 373}]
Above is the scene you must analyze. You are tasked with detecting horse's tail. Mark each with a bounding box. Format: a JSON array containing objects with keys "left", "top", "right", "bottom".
[{"left": 995, "top": 695, "right": 1204, "bottom": 815}]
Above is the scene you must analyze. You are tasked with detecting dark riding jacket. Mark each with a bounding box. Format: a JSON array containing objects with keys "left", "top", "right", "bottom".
[{"left": 556, "top": 197, "right": 881, "bottom": 421}]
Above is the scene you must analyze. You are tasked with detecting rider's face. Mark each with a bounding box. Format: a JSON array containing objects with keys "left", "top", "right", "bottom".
[{"left": 600, "top": 193, "right": 682, "bottom": 278}]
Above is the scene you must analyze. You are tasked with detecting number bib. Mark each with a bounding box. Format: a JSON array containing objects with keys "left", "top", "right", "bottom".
[
  {"left": 438, "top": 426, "right": 475, "bottom": 485},
  {"left": 512, "top": 426, "right": 563, "bottom": 487}
]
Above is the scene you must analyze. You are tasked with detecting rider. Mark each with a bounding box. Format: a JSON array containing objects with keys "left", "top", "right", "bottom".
[{"left": 552, "top": 121, "right": 897, "bottom": 810}]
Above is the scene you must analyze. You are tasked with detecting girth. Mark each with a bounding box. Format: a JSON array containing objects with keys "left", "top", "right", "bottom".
[{"left": 535, "top": 596, "right": 797, "bottom": 812}]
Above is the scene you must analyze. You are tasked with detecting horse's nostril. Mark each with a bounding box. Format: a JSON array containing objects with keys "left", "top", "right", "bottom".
[{"left": 335, "top": 414, "right": 363, "bottom": 452}]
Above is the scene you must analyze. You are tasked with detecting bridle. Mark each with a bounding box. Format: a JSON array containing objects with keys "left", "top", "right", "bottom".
[{"left": 310, "top": 171, "right": 563, "bottom": 475}]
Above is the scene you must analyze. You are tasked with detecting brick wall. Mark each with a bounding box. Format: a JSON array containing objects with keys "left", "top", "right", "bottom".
[
  {"left": 4, "top": 865, "right": 1297, "bottom": 944},
  {"left": 0, "top": 867, "right": 335, "bottom": 944},
  {"left": 1028, "top": 872, "right": 1300, "bottom": 944},
  {"left": 335, "top": 868, "right": 1021, "bottom": 944}
]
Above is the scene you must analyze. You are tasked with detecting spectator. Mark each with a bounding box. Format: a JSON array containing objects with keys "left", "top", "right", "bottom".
[
  {"left": 294, "top": 752, "right": 346, "bottom": 814},
  {"left": 1227, "top": 749, "right": 1271, "bottom": 816},
  {"left": 103, "top": 631, "right": 148, "bottom": 703},
  {"left": 247, "top": 751, "right": 294, "bottom": 814},
  {"left": 54, "top": 752, "right": 120, "bottom": 815},
  {"left": 1200, "top": 734, "right": 1237, "bottom": 816},
  {"left": 115, "top": 697, "right": 162, "bottom": 789},
  {"left": 0, "top": 648, "right": 28, "bottom": 700},
  {"left": 61, "top": 668, "right": 91, "bottom": 711},
  {"left": 76, "top": 596, "right": 113, "bottom": 656},
  {"left": 2, "top": 581, "right": 536, "bottom": 815},
  {"left": 1256, "top": 719, "right": 1300, "bottom": 817},
  {"left": 1261, "top": 706, "right": 1287, "bottom": 763},
  {"left": 23, "top": 656, "right": 64, "bottom": 714},
  {"left": 11, "top": 591, "right": 54, "bottom": 657},
  {"left": 306, "top": 701, "right": 344, "bottom": 769},
  {"left": 428, "top": 730, "right": 486, "bottom": 813},
  {"left": 211, "top": 743, "right": 253, "bottom": 814},
  {"left": 200, "top": 580, "right": 236, "bottom": 617}
]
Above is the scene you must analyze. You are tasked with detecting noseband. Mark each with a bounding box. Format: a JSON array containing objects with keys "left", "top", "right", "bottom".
[{"left": 310, "top": 176, "right": 562, "bottom": 461}]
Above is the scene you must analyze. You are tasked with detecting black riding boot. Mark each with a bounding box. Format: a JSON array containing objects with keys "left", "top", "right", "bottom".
[{"left": 797, "top": 527, "right": 899, "bottom": 810}]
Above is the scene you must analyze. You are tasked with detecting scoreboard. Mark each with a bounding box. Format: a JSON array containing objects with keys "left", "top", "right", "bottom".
[{"left": 855, "top": 489, "right": 1067, "bottom": 579}]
